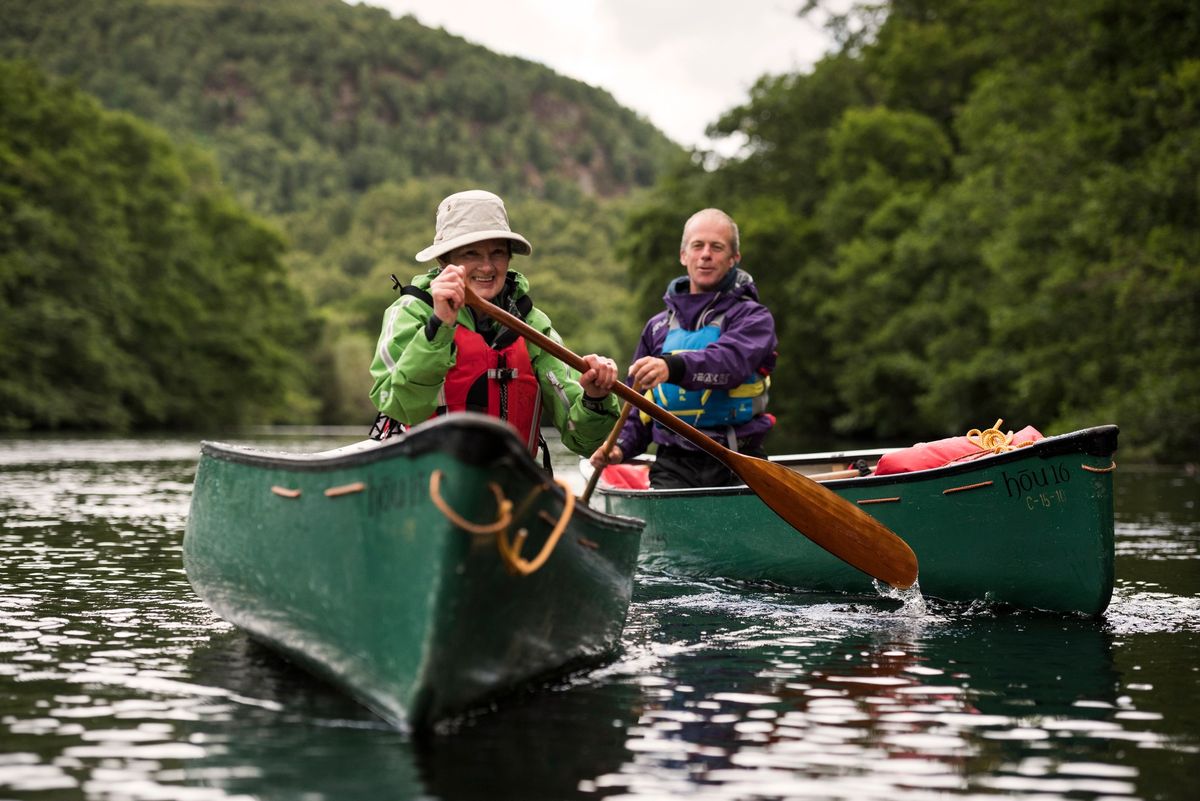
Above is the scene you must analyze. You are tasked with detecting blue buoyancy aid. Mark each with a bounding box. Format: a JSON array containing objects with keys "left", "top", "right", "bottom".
[{"left": 649, "top": 313, "right": 770, "bottom": 428}]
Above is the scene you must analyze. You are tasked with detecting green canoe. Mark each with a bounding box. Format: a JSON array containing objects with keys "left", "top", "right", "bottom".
[
  {"left": 183, "top": 414, "right": 644, "bottom": 730},
  {"left": 588, "top": 426, "right": 1117, "bottom": 616}
]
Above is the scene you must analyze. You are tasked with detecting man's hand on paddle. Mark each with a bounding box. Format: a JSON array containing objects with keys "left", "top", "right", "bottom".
[
  {"left": 628, "top": 356, "right": 669, "bottom": 392},
  {"left": 590, "top": 442, "right": 623, "bottom": 469}
]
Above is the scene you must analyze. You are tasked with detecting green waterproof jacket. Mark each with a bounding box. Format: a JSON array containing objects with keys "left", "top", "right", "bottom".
[{"left": 369, "top": 268, "right": 621, "bottom": 457}]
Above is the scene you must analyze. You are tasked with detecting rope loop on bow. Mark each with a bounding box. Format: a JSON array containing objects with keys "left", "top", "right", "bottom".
[
  {"left": 429, "top": 469, "right": 512, "bottom": 535},
  {"left": 428, "top": 470, "right": 575, "bottom": 576},
  {"left": 495, "top": 479, "right": 576, "bottom": 576}
]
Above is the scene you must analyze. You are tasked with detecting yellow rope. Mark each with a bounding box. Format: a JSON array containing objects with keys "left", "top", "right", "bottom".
[
  {"left": 964, "top": 418, "right": 1037, "bottom": 455},
  {"left": 428, "top": 469, "right": 512, "bottom": 535},
  {"left": 495, "top": 479, "right": 576, "bottom": 576},
  {"left": 428, "top": 470, "right": 576, "bottom": 576}
]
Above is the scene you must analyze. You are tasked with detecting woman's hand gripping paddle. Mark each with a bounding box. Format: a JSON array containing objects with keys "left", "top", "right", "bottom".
[{"left": 463, "top": 286, "right": 919, "bottom": 588}]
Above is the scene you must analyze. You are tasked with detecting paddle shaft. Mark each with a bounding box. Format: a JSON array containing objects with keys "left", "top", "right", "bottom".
[
  {"left": 462, "top": 287, "right": 731, "bottom": 456},
  {"left": 579, "top": 398, "right": 634, "bottom": 505},
  {"left": 462, "top": 286, "right": 919, "bottom": 588}
]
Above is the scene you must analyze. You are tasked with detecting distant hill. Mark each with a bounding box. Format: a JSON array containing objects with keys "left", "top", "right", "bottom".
[
  {"left": 0, "top": 0, "right": 679, "bottom": 213},
  {"left": 2, "top": 0, "right": 685, "bottom": 424}
]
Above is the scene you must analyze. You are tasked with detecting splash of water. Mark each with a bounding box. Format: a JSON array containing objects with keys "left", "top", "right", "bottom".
[{"left": 873, "top": 577, "right": 928, "bottom": 617}]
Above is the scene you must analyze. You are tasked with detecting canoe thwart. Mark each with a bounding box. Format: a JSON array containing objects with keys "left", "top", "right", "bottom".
[
  {"left": 270, "top": 485, "right": 302, "bottom": 499},
  {"left": 805, "top": 468, "right": 858, "bottom": 482}
]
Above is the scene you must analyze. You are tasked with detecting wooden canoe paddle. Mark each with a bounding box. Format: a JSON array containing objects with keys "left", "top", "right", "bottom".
[
  {"left": 463, "top": 286, "right": 919, "bottom": 588},
  {"left": 579, "top": 393, "right": 637, "bottom": 505}
]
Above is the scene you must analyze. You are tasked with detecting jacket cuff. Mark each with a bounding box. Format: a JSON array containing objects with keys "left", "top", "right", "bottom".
[
  {"left": 580, "top": 393, "right": 615, "bottom": 415},
  {"left": 424, "top": 316, "right": 457, "bottom": 343},
  {"left": 663, "top": 354, "right": 686, "bottom": 384}
]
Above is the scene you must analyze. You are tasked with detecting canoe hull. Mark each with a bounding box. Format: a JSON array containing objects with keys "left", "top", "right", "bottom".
[
  {"left": 597, "top": 426, "right": 1117, "bottom": 616},
  {"left": 184, "top": 414, "right": 644, "bottom": 729}
]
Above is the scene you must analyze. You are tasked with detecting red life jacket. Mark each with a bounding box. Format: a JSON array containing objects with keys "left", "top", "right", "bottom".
[
  {"left": 439, "top": 323, "right": 542, "bottom": 455},
  {"left": 369, "top": 282, "right": 544, "bottom": 458}
]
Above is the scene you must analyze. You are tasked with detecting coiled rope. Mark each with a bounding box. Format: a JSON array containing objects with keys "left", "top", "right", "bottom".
[{"left": 965, "top": 418, "right": 1037, "bottom": 455}]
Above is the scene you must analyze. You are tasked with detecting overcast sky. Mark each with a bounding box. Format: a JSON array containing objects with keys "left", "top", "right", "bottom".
[{"left": 348, "top": 1, "right": 840, "bottom": 155}]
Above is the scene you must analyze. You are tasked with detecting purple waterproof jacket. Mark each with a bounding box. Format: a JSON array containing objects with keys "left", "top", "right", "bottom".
[{"left": 616, "top": 267, "right": 778, "bottom": 458}]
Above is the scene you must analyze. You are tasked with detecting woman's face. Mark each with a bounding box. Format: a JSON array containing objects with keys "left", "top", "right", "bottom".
[{"left": 443, "top": 238, "right": 511, "bottom": 301}]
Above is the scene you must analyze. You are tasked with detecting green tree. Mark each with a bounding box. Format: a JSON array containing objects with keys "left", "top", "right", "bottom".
[
  {"left": 616, "top": 0, "right": 1200, "bottom": 460},
  {"left": 0, "top": 59, "right": 316, "bottom": 431}
]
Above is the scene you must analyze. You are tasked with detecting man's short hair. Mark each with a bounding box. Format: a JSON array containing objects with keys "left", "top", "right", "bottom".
[{"left": 680, "top": 208, "right": 740, "bottom": 253}]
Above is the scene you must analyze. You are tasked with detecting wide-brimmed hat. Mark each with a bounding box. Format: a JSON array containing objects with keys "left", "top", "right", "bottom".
[{"left": 415, "top": 190, "right": 533, "bottom": 262}]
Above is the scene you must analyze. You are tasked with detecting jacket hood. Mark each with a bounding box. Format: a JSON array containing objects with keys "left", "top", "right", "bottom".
[{"left": 663, "top": 267, "right": 760, "bottom": 327}]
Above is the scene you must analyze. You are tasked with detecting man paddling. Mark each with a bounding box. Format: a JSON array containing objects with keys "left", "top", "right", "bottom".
[
  {"left": 590, "top": 208, "right": 778, "bottom": 488},
  {"left": 367, "top": 189, "right": 622, "bottom": 464}
]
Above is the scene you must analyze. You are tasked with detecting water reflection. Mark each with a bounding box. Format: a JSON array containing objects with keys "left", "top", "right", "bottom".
[
  {"left": 177, "top": 634, "right": 420, "bottom": 799},
  {"left": 589, "top": 579, "right": 1160, "bottom": 800},
  {"left": 1, "top": 436, "right": 1198, "bottom": 801}
]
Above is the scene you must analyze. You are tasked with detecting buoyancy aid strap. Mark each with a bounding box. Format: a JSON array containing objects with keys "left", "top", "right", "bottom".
[
  {"left": 368, "top": 411, "right": 405, "bottom": 440},
  {"left": 464, "top": 372, "right": 490, "bottom": 415},
  {"left": 497, "top": 353, "right": 509, "bottom": 421},
  {"left": 491, "top": 293, "right": 534, "bottom": 350},
  {"left": 400, "top": 284, "right": 434, "bottom": 305},
  {"left": 537, "top": 430, "right": 553, "bottom": 475}
]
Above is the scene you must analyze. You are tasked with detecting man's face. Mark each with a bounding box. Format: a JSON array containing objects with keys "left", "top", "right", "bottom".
[
  {"left": 444, "top": 238, "right": 511, "bottom": 301},
  {"left": 680, "top": 217, "right": 739, "bottom": 294}
]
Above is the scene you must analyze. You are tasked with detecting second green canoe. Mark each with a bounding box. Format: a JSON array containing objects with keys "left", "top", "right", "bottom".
[{"left": 589, "top": 426, "right": 1118, "bottom": 616}]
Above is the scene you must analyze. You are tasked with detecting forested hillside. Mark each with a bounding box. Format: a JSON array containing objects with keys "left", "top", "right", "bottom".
[
  {"left": 1, "top": 0, "right": 675, "bottom": 212},
  {"left": 4, "top": 0, "right": 1196, "bottom": 460},
  {"left": 620, "top": 0, "right": 1199, "bottom": 459},
  {"left": 0, "top": 0, "right": 682, "bottom": 428}
]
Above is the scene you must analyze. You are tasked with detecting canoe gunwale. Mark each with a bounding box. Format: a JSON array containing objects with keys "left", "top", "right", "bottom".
[
  {"left": 598, "top": 425, "right": 1119, "bottom": 498},
  {"left": 200, "top": 412, "right": 644, "bottom": 533}
]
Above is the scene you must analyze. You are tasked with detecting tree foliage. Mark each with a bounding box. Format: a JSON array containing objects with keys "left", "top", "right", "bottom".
[
  {"left": 621, "top": 0, "right": 1199, "bottom": 460},
  {"left": 0, "top": 0, "right": 677, "bottom": 214},
  {"left": 1, "top": 0, "right": 680, "bottom": 427},
  {"left": 0, "top": 59, "right": 316, "bottom": 431}
]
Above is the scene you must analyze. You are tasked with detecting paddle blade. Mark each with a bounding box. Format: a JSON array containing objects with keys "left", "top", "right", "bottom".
[{"left": 729, "top": 453, "right": 919, "bottom": 588}]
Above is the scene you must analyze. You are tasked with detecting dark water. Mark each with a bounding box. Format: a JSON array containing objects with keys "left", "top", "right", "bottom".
[{"left": 1, "top": 435, "right": 1197, "bottom": 801}]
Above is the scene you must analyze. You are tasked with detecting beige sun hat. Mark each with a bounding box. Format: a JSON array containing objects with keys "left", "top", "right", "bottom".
[{"left": 415, "top": 190, "right": 533, "bottom": 262}]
